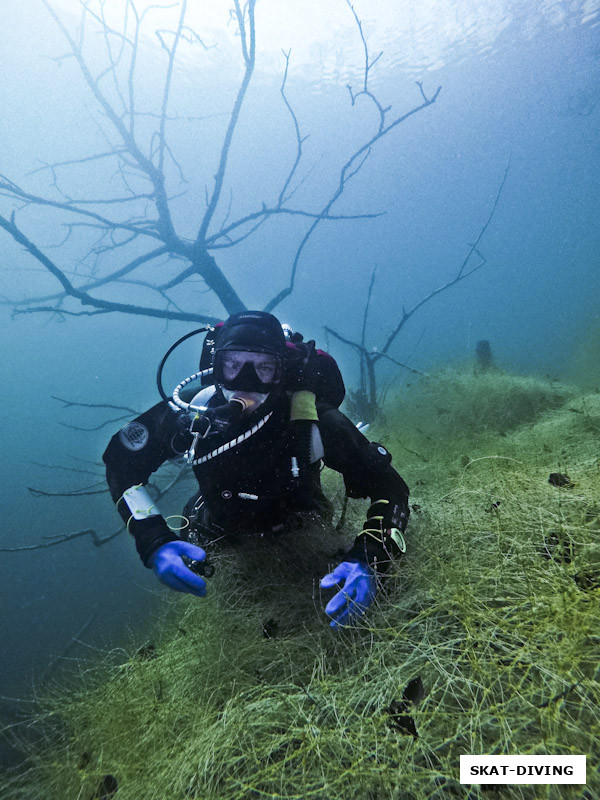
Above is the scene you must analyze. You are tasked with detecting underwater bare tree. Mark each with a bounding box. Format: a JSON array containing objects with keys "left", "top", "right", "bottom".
[
  {"left": 0, "top": 0, "right": 440, "bottom": 324},
  {"left": 0, "top": 0, "right": 443, "bottom": 557}
]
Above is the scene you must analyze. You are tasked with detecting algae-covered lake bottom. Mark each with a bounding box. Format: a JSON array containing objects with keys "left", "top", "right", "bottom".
[{"left": 3, "top": 370, "right": 599, "bottom": 800}]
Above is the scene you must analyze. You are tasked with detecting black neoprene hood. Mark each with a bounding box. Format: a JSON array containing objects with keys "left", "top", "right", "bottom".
[{"left": 215, "top": 311, "right": 287, "bottom": 357}]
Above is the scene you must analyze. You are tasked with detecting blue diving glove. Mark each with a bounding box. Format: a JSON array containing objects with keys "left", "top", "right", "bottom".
[
  {"left": 149, "top": 540, "right": 208, "bottom": 598},
  {"left": 320, "top": 560, "right": 377, "bottom": 629}
]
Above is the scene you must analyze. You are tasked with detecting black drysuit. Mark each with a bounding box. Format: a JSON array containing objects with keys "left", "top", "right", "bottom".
[{"left": 103, "top": 387, "right": 410, "bottom": 572}]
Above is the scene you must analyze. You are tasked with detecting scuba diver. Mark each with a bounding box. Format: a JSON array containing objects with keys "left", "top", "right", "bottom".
[{"left": 103, "top": 311, "right": 410, "bottom": 628}]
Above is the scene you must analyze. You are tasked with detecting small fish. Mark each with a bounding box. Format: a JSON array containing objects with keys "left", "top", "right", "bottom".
[
  {"left": 134, "top": 643, "right": 157, "bottom": 661},
  {"left": 91, "top": 774, "right": 118, "bottom": 800},
  {"left": 262, "top": 618, "right": 279, "bottom": 639},
  {"left": 539, "top": 533, "right": 573, "bottom": 564},
  {"left": 548, "top": 472, "right": 573, "bottom": 488},
  {"left": 573, "top": 571, "right": 600, "bottom": 592},
  {"left": 77, "top": 752, "right": 91, "bottom": 771},
  {"left": 384, "top": 676, "right": 424, "bottom": 737}
]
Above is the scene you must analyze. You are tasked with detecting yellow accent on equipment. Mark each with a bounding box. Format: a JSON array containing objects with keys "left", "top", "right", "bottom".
[
  {"left": 290, "top": 390, "right": 318, "bottom": 421},
  {"left": 389, "top": 528, "right": 407, "bottom": 553}
]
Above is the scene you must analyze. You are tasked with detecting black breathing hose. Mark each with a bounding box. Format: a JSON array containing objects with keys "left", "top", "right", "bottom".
[{"left": 156, "top": 326, "right": 211, "bottom": 402}]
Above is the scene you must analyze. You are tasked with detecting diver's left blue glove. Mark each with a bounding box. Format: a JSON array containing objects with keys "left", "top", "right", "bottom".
[{"left": 320, "top": 560, "right": 377, "bottom": 629}]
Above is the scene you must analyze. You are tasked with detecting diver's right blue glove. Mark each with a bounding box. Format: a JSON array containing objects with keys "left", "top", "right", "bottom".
[{"left": 148, "top": 540, "right": 208, "bottom": 598}]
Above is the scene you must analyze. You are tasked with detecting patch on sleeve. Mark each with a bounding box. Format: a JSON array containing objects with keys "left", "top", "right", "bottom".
[{"left": 119, "top": 421, "right": 149, "bottom": 451}]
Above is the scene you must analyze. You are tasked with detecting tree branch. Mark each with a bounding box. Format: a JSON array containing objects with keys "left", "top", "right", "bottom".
[
  {"left": 9, "top": 461, "right": 191, "bottom": 553},
  {"left": 277, "top": 49, "right": 304, "bottom": 206},
  {"left": 373, "top": 351, "right": 428, "bottom": 376},
  {"left": 323, "top": 325, "right": 368, "bottom": 356},
  {"left": 263, "top": 3, "right": 441, "bottom": 314},
  {"left": 379, "top": 162, "right": 509, "bottom": 359},
  {"left": 26, "top": 149, "right": 128, "bottom": 176},
  {"left": 0, "top": 211, "right": 219, "bottom": 322},
  {"left": 41, "top": 0, "right": 178, "bottom": 242},
  {"left": 194, "top": 0, "right": 256, "bottom": 247},
  {"left": 28, "top": 483, "right": 108, "bottom": 497},
  {"left": 361, "top": 267, "right": 376, "bottom": 348},
  {"left": 206, "top": 206, "right": 383, "bottom": 248},
  {"left": 0, "top": 526, "right": 122, "bottom": 551},
  {"left": 0, "top": 175, "right": 163, "bottom": 239},
  {"left": 52, "top": 395, "right": 139, "bottom": 413},
  {"left": 157, "top": 0, "right": 187, "bottom": 175}
]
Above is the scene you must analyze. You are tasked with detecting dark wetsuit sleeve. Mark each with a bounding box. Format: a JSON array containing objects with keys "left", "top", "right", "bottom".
[
  {"left": 318, "top": 405, "right": 410, "bottom": 573},
  {"left": 103, "top": 401, "right": 189, "bottom": 566}
]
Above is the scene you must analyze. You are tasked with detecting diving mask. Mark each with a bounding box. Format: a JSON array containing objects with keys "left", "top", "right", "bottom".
[{"left": 214, "top": 349, "right": 282, "bottom": 392}]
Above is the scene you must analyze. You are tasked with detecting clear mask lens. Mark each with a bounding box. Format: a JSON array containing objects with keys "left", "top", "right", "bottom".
[{"left": 219, "top": 351, "right": 280, "bottom": 385}]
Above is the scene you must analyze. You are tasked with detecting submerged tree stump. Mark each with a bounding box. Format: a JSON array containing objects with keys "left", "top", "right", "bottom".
[{"left": 475, "top": 339, "right": 495, "bottom": 373}]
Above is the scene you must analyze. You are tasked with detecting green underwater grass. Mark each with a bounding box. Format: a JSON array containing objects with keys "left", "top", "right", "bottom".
[{"left": 3, "top": 369, "right": 599, "bottom": 800}]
